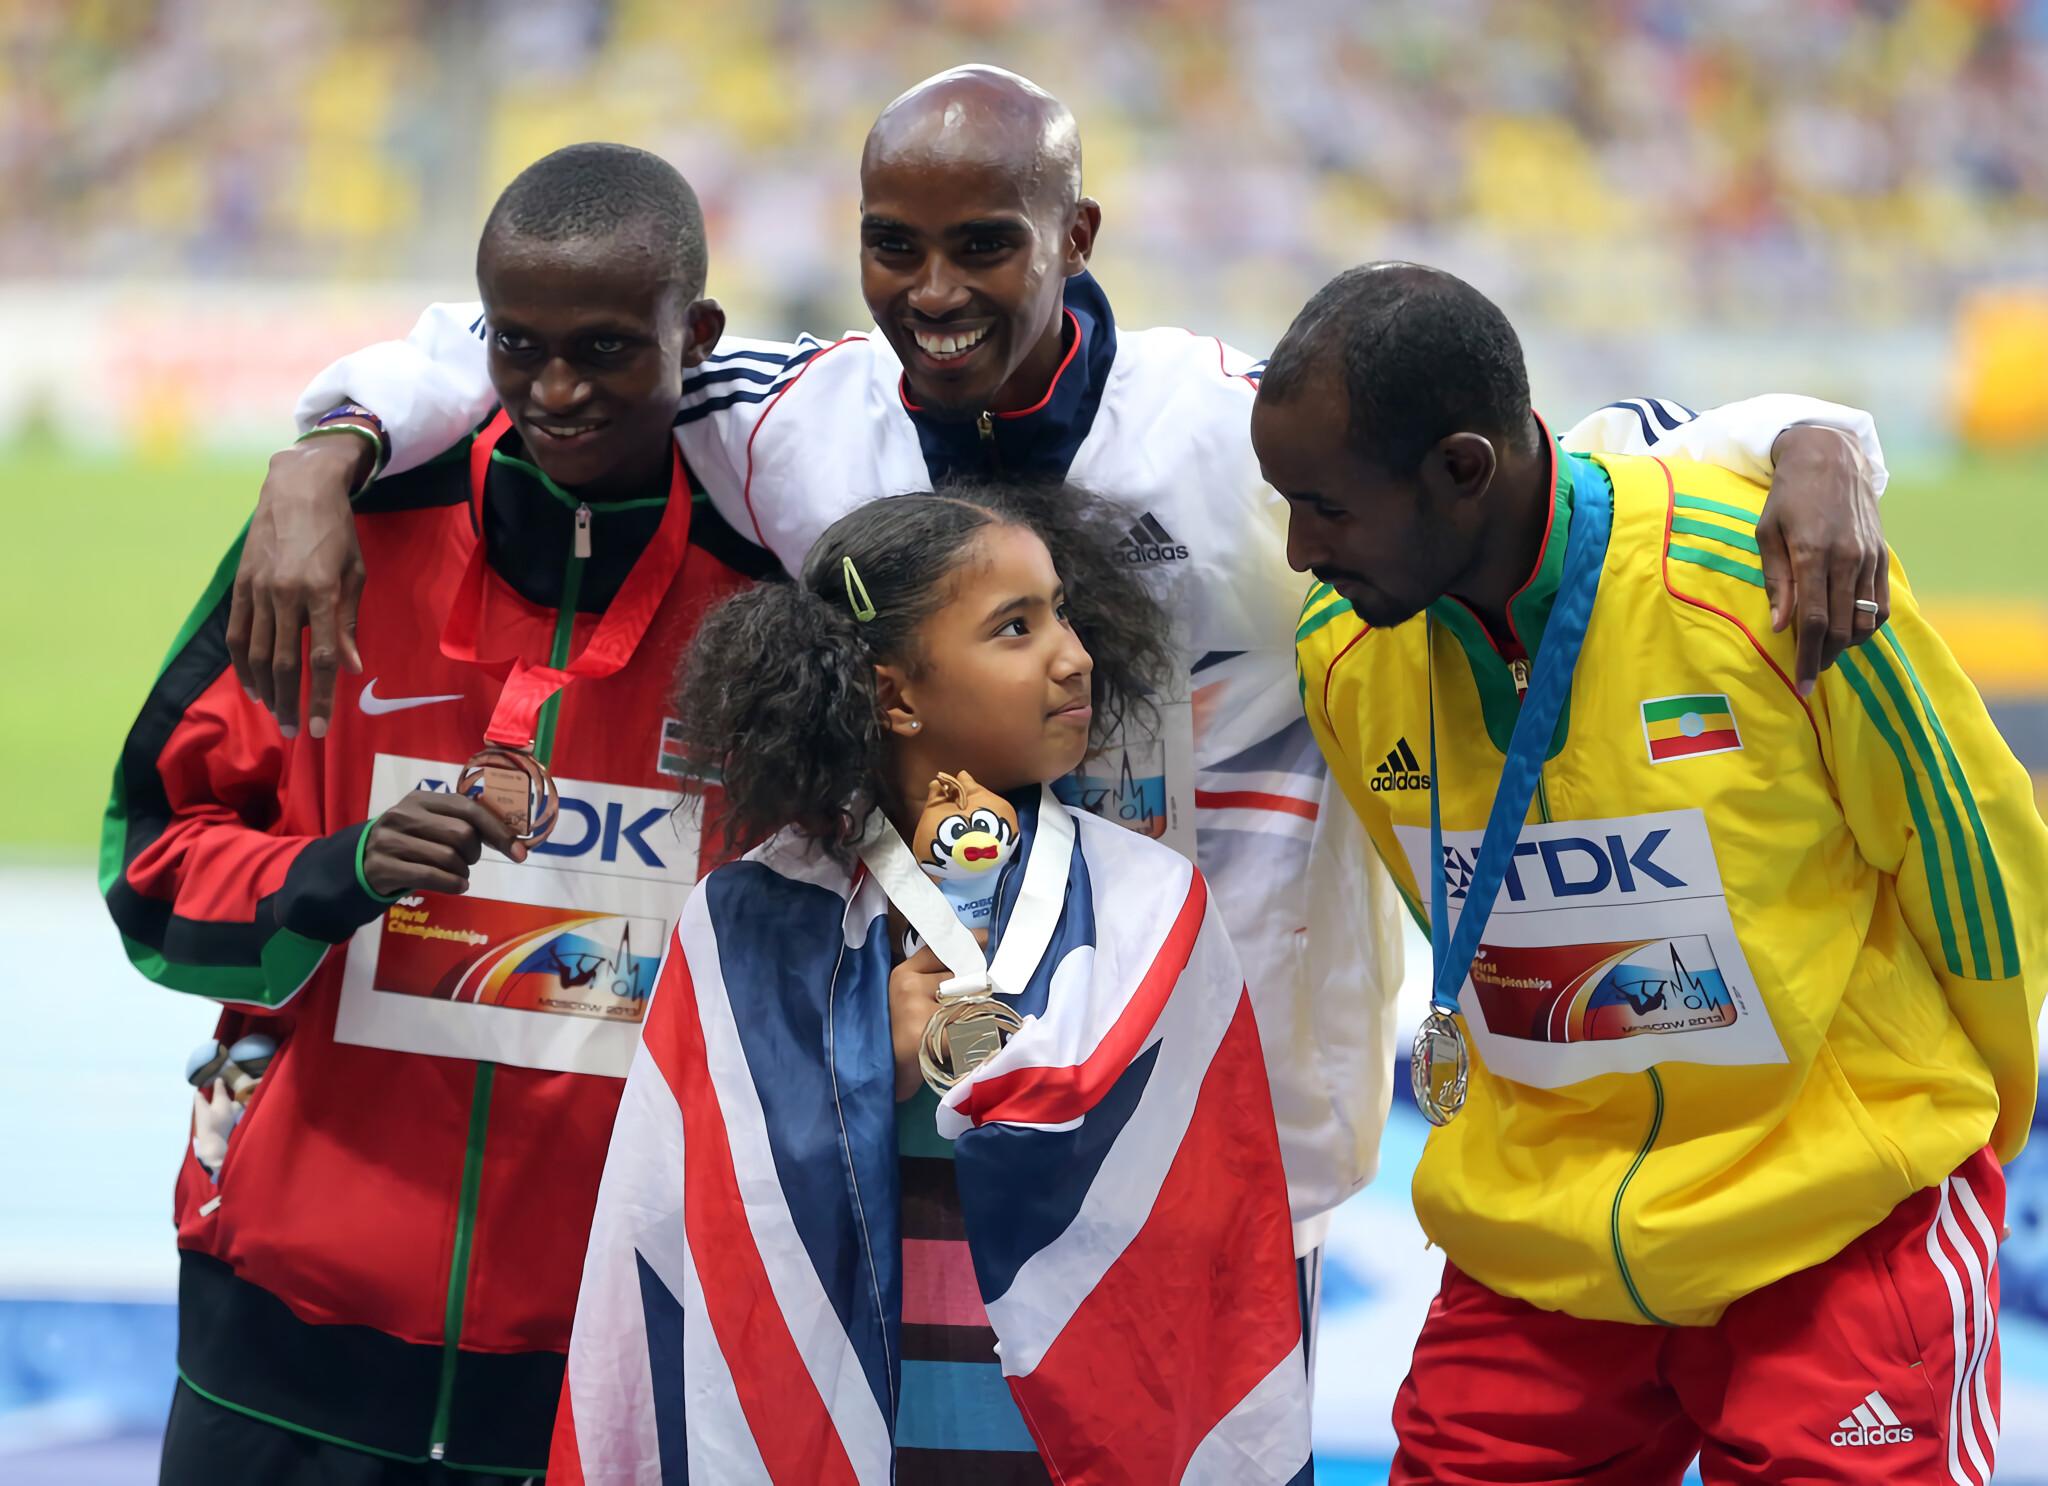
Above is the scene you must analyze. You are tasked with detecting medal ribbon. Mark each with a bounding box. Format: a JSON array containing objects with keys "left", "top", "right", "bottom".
[
  {"left": 1427, "top": 453, "right": 1614, "bottom": 1017},
  {"left": 441, "top": 410, "right": 693, "bottom": 750}
]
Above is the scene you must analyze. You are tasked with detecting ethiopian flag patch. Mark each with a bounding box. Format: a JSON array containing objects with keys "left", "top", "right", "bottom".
[{"left": 1641, "top": 693, "right": 1742, "bottom": 762}]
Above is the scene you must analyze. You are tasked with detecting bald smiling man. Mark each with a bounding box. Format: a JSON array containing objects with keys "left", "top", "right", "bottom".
[
  {"left": 232, "top": 60, "right": 1893, "bottom": 1430},
  {"left": 860, "top": 67, "right": 1093, "bottom": 419}
]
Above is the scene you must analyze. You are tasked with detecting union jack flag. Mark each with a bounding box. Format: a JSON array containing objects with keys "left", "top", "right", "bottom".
[{"left": 547, "top": 793, "right": 1313, "bottom": 1484}]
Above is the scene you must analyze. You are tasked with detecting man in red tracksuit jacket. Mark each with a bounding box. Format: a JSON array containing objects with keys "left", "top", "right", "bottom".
[{"left": 102, "top": 145, "right": 774, "bottom": 1483}]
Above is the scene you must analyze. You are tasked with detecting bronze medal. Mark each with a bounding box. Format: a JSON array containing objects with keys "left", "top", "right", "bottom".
[
  {"left": 457, "top": 744, "right": 562, "bottom": 844},
  {"left": 919, "top": 994, "right": 1027, "bottom": 1094}
]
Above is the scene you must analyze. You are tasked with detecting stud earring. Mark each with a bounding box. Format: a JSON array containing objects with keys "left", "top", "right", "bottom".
[{"left": 908, "top": 721, "right": 920, "bottom": 731}]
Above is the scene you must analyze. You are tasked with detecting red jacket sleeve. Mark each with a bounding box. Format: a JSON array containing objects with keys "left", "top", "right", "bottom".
[{"left": 102, "top": 533, "right": 390, "bottom": 1005}]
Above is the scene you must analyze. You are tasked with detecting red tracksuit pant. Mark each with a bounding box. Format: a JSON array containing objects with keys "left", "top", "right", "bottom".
[{"left": 1391, "top": 1147, "right": 2004, "bottom": 1485}]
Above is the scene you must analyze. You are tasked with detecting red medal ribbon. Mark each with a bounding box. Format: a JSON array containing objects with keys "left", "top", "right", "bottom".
[{"left": 441, "top": 410, "right": 692, "bottom": 749}]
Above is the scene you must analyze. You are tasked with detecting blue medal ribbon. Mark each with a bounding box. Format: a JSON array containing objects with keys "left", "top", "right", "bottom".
[{"left": 1427, "top": 454, "right": 1614, "bottom": 1020}]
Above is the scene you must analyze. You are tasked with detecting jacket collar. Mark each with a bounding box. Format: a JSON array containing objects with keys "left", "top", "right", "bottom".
[
  {"left": 899, "top": 272, "right": 1119, "bottom": 485},
  {"left": 480, "top": 427, "right": 673, "bottom": 615},
  {"left": 1428, "top": 418, "right": 1576, "bottom": 664},
  {"left": 1503, "top": 420, "right": 1575, "bottom": 664},
  {"left": 1427, "top": 420, "right": 1604, "bottom": 760}
]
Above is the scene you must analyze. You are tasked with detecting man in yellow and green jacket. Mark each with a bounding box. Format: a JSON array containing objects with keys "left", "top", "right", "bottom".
[{"left": 1256, "top": 262, "right": 2046, "bottom": 1485}]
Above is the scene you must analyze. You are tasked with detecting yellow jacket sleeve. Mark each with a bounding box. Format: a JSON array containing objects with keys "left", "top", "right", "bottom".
[{"left": 1820, "top": 558, "right": 2048, "bottom": 1158}]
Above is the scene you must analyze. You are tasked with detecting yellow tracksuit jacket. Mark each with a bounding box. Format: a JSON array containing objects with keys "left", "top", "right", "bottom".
[{"left": 1297, "top": 446, "right": 2046, "bottom": 1325}]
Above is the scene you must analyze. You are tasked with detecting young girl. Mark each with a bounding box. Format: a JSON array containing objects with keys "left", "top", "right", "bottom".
[{"left": 547, "top": 484, "right": 1312, "bottom": 1486}]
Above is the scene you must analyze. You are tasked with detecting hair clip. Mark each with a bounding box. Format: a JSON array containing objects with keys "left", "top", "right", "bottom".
[{"left": 843, "top": 556, "right": 878, "bottom": 622}]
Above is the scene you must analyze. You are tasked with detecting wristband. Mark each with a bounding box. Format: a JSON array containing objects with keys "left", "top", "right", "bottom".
[
  {"left": 317, "top": 401, "right": 385, "bottom": 433},
  {"left": 295, "top": 421, "right": 387, "bottom": 497},
  {"left": 354, "top": 813, "right": 402, "bottom": 904}
]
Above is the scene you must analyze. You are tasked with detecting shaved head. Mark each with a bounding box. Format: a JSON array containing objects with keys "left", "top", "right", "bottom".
[
  {"left": 857, "top": 66, "right": 1099, "bottom": 416},
  {"left": 864, "top": 65, "right": 1082, "bottom": 220}
]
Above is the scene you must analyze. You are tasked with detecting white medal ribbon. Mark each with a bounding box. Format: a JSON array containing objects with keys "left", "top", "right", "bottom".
[{"left": 856, "top": 782, "right": 1075, "bottom": 999}]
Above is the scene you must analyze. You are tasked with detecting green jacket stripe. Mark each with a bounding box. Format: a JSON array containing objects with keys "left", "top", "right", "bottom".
[
  {"left": 1877, "top": 626, "right": 2019, "bottom": 979},
  {"left": 1856, "top": 640, "right": 1995, "bottom": 979},
  {"left": 1297, "top": 584, "right": 1354, "bottom": 644},
  {"left": 1667, "top": 543, "right": 1766, "bottom": 589},
  {"left": 1672, "top": 492, "right": 1760, "bottom": 525},
  {"left": 101, "top": 521, "right": 377, "bottom": 1005},
  {"left": 100, "top": 531, "right": 268, "bottom": 1001},
  {"left": 1837, "top": 650, "right": 1968, "bottom": 976},
  {"left": 1669, "top": 516, "right": 1761, "bottom": 556}
]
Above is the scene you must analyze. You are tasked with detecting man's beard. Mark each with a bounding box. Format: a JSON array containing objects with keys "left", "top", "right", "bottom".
[{"left": 1313, "top": 568, "right": 1426, "bottom": 630}]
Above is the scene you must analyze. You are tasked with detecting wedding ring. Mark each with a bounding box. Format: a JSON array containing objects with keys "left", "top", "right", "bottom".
[{"left": 1854, "top": 599, "right": 1881, "bottom": 615}]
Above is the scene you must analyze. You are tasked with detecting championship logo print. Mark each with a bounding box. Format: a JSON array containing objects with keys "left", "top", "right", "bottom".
[
  {"left": 1641, "top": 692, "right": 1742, "bottom": 763},
  {"left": 1467, "top": 934, "right": 1739, "bottom": 1043},
  {"left": 1054, "top": 745, "right": 1170, "bottom": 839},
  {"left": 375, "top": 897, "right": 663, "bottom": 1021},
  {"left": 1113, "top": 511, "right": 1189, "bottom": 565},
  {"left": 1372, "top": 737, "right": 1431, "bottom": 791}
]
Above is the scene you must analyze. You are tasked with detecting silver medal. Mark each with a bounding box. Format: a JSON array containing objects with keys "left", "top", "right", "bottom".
[{"left": 1410, "top": 1009, "right": 1470, "bottom": 1126}]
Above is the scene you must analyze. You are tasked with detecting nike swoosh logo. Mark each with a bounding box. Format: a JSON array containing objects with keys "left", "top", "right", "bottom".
[{"left": 359, "top": 678, "right": 465, "bottom": 716}]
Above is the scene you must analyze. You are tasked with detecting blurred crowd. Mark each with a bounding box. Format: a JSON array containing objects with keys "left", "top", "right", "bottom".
[{"left": 6, "top": 0, "right": 2048, "bottom": 341}]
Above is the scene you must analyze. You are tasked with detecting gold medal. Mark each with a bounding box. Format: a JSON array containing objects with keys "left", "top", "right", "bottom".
[
  {"left": 918, "top": 994, "right": 1027, "bottom": 1093},
  {"left": 457, "top": 744, "right": 561, "bottom": 844},
  {"left": 1410, "top": 1009, "right": 1470, "bottom": 1127}
]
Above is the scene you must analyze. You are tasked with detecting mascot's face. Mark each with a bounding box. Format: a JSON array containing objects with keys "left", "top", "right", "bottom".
[{"left": 913, "top": 770, "right": 1021, "bottom": 883}]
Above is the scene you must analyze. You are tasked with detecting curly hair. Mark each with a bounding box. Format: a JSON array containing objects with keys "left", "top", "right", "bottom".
[{"left": 673, "top": 478, "right": 1175, "bottom": 862}]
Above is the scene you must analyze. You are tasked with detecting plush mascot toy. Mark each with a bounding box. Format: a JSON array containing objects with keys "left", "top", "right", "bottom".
[
  {"left": 184, "top": 1034, "right": 278, "bottom": 1180},
  {"left": 911, "top": 771, "right": 1020, "bottom": 932}
]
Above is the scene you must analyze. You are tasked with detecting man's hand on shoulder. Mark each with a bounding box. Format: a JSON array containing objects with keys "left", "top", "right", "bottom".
[
  {"left": 228, "top": 432, "right": 372, "bottom": 738},
  {"left": 1757, "top": 424, "right": 1889, "bottom": 697},
  {"left": 362, "top": 791, "right": 527, "bottom": 898}
]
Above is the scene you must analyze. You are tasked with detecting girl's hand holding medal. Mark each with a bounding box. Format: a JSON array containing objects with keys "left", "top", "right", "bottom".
[{"left": 889, "top": 928, "right": 988, "bottom": 1101}]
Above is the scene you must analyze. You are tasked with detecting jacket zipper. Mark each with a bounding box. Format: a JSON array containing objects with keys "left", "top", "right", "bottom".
[
  {"left": 1509, "top": 658, "right": 1554, "bottom": 824},
  {"left": 428, "top": 544, "right": 583, "bottom": 1461},
  {"left": 1521, "top": 654, "right": 1668, "bottom": 1316},
  {"left": 1610, "top": 1068, "right": 1674, "bottom": 1325},
  {"left": 976, "top": 410, "right": 1000, "bottom": 470},
  {"left": 429, "top": 1062, "right": 496, "bottom": 1459},
  {"left": 1516, "top": 629, "right": 1665, "bottom": 1323}
]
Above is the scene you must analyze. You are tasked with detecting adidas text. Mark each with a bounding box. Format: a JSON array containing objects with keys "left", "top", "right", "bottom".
[
  {"left": 1830, "top": 1391, "right": 1913, "bottom": 1448},
  {"left": 1830, "top": 1425, "right": 1914, "bottom": 1447},
  {"left": 1371, "top": 738, "right": 1431, "bottom": 793},
  {"left": 1114, "top": 513, "right": 1188, "bottom": 566}
]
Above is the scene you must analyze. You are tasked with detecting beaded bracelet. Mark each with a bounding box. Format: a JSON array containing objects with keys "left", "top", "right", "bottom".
[{"left": 295, "top": 404, "right": 389, "bottom": 496}]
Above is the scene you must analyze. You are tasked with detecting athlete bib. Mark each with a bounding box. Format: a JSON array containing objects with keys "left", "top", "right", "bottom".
[
  {"left": 334, "top": 752, "right": 700, "bottom": 1075},
  {"left": 1396, "top": 807, "right": 1787, "bottom": 1088},
  {"left": 1053, "top": 677, "right": 1196, "bottom": 861}
]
